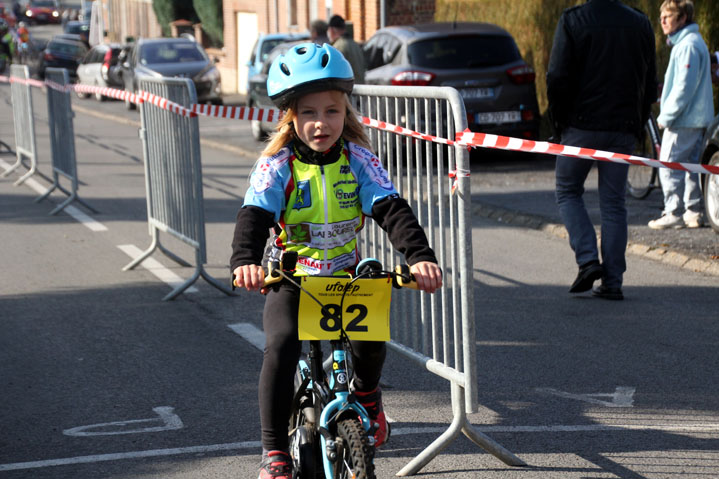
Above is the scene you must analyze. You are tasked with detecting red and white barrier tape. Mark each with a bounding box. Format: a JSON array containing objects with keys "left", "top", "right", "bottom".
[{"left": 3, "top": 75, "right": 718, "bottom": 176}]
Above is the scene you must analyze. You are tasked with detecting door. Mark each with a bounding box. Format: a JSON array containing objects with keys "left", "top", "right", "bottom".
[{"left": 236, "top": 12, "right": 258, "bottom": 95}]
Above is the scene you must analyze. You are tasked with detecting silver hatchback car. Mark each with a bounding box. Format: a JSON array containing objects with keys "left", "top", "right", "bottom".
[{"left": 363, "top": 22, "right": 540, "bottom": 140}]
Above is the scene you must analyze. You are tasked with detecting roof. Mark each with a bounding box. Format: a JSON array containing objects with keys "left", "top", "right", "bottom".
[{"left": 378, "top": 22, "right": 511, "bottom": 41}]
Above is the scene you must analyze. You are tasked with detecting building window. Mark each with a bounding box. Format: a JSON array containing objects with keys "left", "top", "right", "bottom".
[{"left": 287, "top": 0, "right": 298, "bottom": 27}]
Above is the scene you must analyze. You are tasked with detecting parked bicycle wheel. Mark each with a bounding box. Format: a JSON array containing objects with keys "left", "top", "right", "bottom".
[
  {"left": 335, "top": 417, "right": 376, "bottom": 479},
  {"left": 627, "top": 116, "right": 660, "bottom": 199},
  {"left": 703, "top": 151, "right": 719, "bottom": 233}
]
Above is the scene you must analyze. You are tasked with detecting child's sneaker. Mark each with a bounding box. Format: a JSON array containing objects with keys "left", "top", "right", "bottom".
[
  {"left": 258, "top": 451, "right": 293, "bottom": 479},
  {"left": 683, "top": 210, "right": 704, "bottom": 228},
  {"left": 354, "top": 386, "right": 390, "bottom": 447}
]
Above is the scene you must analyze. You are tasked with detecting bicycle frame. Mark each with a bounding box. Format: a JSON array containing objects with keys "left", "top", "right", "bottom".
[{"left": 295, "top": 339, "right": 374, "bottom": 478}]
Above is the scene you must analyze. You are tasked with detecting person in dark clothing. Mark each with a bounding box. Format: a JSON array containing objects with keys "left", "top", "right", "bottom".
[
  {"left": 230, "top": 42, "right": 442, "bottom": 479},
  {"left": 547, "top": 0, "right": 657, "bottom": 300}
]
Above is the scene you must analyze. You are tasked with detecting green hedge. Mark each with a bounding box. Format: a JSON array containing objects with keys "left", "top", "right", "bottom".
[
  {"left": 436, "top": 0, "right": 718, "bottom": 123},
  {"left": 152, "top": 0, "right": 223, "bottom": 48}
]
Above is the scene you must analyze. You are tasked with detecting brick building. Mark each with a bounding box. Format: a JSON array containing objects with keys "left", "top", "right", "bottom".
[{"left": 98, "top": 0, "right": 436, "bottom": 96}]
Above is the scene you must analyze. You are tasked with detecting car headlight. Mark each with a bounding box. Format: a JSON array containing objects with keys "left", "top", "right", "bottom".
[
  {"left": 198, "top": 67, "right": 220, "bottom": 83},
  {"left": 52, "top": 11, "right": 59, "bottom": 17},
  {"left": 25, "top": 10, "right": 33, "bottom": 17}
]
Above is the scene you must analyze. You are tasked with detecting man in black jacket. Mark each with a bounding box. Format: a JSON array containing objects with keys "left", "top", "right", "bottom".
[{"left": 547, "top": 0, "right": 657, "bottom": 300}]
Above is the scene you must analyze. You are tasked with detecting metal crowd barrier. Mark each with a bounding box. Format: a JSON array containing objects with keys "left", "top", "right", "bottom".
[
  {"left": 352, "top": 84, "right": 524, "bottom": 476},
  {"left": 38, "top": 68, "right": 97, "bottom": 215},
  {"left": 2, "top": 64, "right": 38, "bottom": 185},
  {"left": 124, "top": 76, "right": 232, "bottom": 301}
]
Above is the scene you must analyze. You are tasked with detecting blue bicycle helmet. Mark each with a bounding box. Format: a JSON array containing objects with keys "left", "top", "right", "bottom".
[{"left": 267, "top": 42, "right": 354, "bottom": 109}]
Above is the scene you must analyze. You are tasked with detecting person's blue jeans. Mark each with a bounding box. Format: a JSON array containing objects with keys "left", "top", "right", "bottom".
[
  {"left": 555, "top": 127, "right": 636, "bottom": 290},
  {"left": 658, "top": 127, "right": 704, "bottom": 216}
]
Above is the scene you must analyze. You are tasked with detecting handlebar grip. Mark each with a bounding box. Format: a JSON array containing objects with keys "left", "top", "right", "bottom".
[{"left": 394, "top": 265, "right": 418, "bottom": 289}]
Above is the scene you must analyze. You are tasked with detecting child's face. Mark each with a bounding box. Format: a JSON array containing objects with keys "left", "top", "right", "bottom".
[{"left": 293, "top": 90, "right": 346, "bottom": 152}]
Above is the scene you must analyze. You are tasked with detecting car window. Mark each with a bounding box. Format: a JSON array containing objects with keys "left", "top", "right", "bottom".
[
  {"left": 260, "top": 39, "right": 288, "bottom": 63},
  {"left": 407, "top": 35, "right": 520, "bottom": 69},
  {"left": 365, "top": 33, "right": 402, "bottom": 70},
  {"left": 139, "top": 42, "right": 206, "bottom": 65},
  {"left": 49, "top": 41, "right": 87, "bottom": 57}
]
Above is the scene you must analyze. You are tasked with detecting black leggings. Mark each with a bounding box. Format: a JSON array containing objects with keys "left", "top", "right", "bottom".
[{"left": 259, "top": 281, "right": 386, "bottom": 452}]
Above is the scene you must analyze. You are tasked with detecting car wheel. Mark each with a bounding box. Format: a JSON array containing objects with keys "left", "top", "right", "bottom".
[
  {"left": 251, "top": 118, "right": 267, "bottom": 142},
  {"left": 95, "top": 91, "right": 105, "bottom": 101},
  {"left": 703, "top": 151, "right": 719, "bottom": 234},
  {"left": 249, "top": 101, "right": 267, "bottom": 141}
]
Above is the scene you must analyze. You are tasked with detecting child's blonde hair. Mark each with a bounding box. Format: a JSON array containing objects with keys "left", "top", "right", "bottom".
[{"left": 261, "top": 93, "right": 372, "bottom": 157}]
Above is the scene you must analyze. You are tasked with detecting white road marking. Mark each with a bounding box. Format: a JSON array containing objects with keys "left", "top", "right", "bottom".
[
  {"left": 63, "top": 407, "right": 183, "bottom": 437},
  {"left": 536, "top": 387, "right": 636, "bottom": 408},
  {"left": 228, "top": 322, "right": 266, "bottom": 350},
  {"left": 4, "top": 422, "right": 719, "bottom": 472},
  {"left": 117, "top": 244, "right": 198, "bottom": 293},
  {"left": 0, "top": 159, "right": 108, "bottom": 232}
]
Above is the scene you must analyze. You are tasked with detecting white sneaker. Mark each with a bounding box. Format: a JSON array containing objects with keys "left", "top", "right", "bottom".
[
  {"left": 648, "top": 213, "right": 684, "bottom": 229},
  {"left": 683, "top": 211, "right": 704, "bottom": 228}
]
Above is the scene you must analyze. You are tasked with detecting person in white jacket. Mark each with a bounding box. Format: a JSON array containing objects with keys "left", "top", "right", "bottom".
[{"left": 649, "top": 0, "right": 714, "bottom": 229}]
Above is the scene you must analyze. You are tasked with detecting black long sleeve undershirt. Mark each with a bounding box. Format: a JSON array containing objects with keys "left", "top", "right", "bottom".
[{"left": 229, "top": 196, "right": 437, "bottom": 273}]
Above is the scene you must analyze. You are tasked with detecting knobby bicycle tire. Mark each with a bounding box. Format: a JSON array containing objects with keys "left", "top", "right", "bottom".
[{"left": 335, "top": 418, "right": 376, "bottom": 479}]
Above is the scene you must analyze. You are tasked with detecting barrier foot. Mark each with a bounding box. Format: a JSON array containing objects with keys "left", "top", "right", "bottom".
[
  {"left": 123, "top": 233, "right": 158, "bottom": 271},
  {"left": 396, "top": 382, "right": 525, "bottom": 477},
  {"left": 200, "top": 267, "right": 234, "bottom": 296},
  {"left": 2, "top": 158, "right": 21, "bottom": 178},
  {"left": 163, "top": 268, "right": 201, "bottom": 301}
]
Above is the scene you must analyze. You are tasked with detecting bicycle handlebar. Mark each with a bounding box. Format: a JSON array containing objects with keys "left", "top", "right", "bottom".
[{"left": 247, "top": 252, "right": 419, "bottom": 290}]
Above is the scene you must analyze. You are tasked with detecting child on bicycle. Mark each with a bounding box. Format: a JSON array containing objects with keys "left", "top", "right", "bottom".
[{"left": 230, "top": 42, "right": 442, "bottom": 479}]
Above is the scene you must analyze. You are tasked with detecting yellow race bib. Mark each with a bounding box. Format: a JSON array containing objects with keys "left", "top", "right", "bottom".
[{"left": 297, "top": 277, "right": 392, "bottom": 341}]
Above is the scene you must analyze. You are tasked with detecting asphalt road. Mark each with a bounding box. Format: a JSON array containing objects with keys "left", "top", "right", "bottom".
[{"left": 2, "top": 75, "right": 719, "bottom": 479}]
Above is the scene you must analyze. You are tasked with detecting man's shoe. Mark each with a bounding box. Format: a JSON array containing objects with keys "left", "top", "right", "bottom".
[
  {"left": 592, "top": 284, "right": 624, "bottom": 300},
  {"left": 354, "top": 386, "right": 390, "bottom": 447},
  {"left": 683, "top": 211, "right": 704, "bottom": 228},
  {"left": 258, "top": 451, "right": 293, "bottom": 479},
  {"left": 648, "top": 213, "right": 684, "bottom": 229},
  {"left": 569, "top": 261, "right": 603, "bottom": 293}
]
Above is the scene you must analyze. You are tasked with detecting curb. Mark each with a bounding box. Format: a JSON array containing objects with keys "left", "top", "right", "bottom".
[{"left": 472, "top": 203, "right": 719, "bottom": 277}]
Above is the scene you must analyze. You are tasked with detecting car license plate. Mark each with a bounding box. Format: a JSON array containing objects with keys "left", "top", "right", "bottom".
[
  {"left": 474, "top": 111, "right": 521, "bottom": 125},
  {"left": 459, "top": 88, "right": 494, "bottom": 99}
]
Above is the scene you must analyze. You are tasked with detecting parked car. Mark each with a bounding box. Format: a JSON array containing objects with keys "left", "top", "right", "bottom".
[
  {"left": 63, "top": 20, "right": 89, "bottom": 45},
  {"left": 246, "top": 32, "right": 308, "bottom": 92},
  {"left": 362, "top": 22, "right": 540, "bottom": 141},
  {"left": 21, "top": 0, "right": 61, "bottom": 24},
  {"left": 0, "top": 2, "right": 17, "bottom": 27},
  {"left": 76, "top": 43, "right": 123, "bottom": 100},
  {"left": 117, "top": 37, "right": 222, "bottom": 110},
  {"left": 700, "top": 115, "right": 719, "bottom": 233},
  {"left": 246, "top": 41, "right": 304, "bottom": 140},
  {"left": 39, "top": 36, "right": 87, "bottom": 79}
]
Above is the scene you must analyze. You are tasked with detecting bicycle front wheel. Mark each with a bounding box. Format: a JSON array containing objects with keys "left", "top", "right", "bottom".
[{"left": 335, "top": 418, "right": 376, "bottom": 479}]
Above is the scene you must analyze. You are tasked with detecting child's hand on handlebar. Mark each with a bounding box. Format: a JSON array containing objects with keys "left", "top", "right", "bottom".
[
  {"left": 233, "top": 264, "right": 266, "bottom": 292},
  {"left": 410, "top": 261, "right": 443, "bottom": 293}
]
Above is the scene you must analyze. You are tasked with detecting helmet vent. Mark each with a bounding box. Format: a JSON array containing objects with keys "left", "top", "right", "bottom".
[
  {"left": 321, "top": 53, "right": 329, "bottom": 68},
  {"left": 297, "top": 46, "right": 307, "bottom": 55},
  {"left": 280, "top": 62, "right": 291, "bottom": 76}
]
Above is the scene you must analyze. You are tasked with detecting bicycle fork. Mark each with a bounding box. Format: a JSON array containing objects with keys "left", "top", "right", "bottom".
[{"left": 301, "top": 340, "right": 374, "bottom": 478}]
